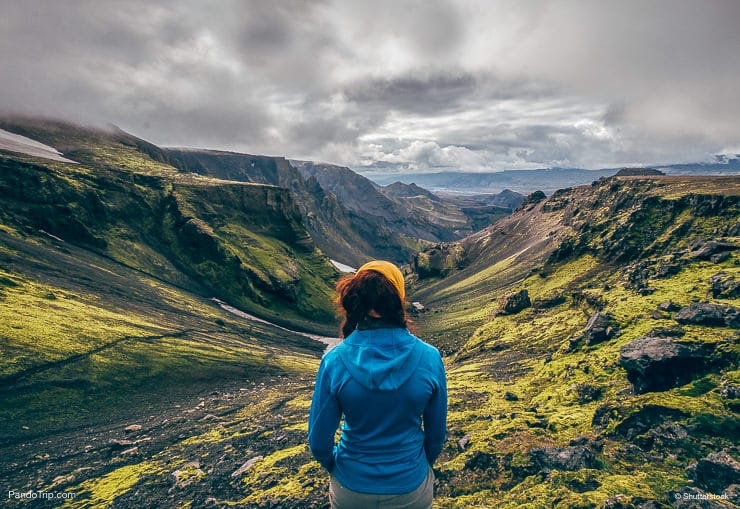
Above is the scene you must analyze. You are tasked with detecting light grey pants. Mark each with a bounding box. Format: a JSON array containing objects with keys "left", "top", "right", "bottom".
[{"left": 329, "top": 466, "right": 435, "bottom": 509}]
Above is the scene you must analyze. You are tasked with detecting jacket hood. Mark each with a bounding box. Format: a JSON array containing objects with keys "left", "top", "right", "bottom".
[{"left": 336, "top": 328, "right": 423, "bottom": 391}]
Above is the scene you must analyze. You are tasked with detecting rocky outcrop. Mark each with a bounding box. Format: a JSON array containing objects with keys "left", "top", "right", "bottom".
[
  {"left": 530, "top": 443, "right": 601, "bottom": 473},
  {"left": 532, "top": 294, "right": 567, "bottom": 309},
  {"left": 710, "top": 272, "right": 740, "bottom": 299},
  {"left": 498, "top": 289, "right": 531, "bottom": 315},
  {"left": 573, "top": 383, "right": 604, "bottom": 403},
  {"left": 619, "top": 336, "right": 713, "bottom": 393},
  {"left": 583, "top": 312, "right": 619, "bottom": 345},
  {"left": 674, "top": 302, "right": 739, "bottom": 328},
  {"left": 686, "top": 451, "right": 740, "bottom": 495},
  {"left": 687, "top": 239, "right": 737, "bottom": 261},
  {"left": 521, "top": 190, "right": 546, "bottom": 208},
  {"left": 411, "top": 242, "right": 466, "bottom": 278}
]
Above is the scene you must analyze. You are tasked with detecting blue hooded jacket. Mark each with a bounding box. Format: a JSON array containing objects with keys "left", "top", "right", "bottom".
[{"left": 308, "top": 323, "right": 447, "bottom": 495}]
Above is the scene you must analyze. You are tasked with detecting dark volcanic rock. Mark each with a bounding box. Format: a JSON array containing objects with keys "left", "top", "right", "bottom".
[
  {"left": 498, "top": 289, "right": 531, "bottom": 315},
  {"left": 647, "top": 325, "right": 685, "bottom": 337},
  {"left": 688, "top": 239, "right": 737, "bottom": 260},
  {"left": 530, "top": 445, "right": 600, "bottom": 472},
  {"left": 583, "top": 311, "right": 619, "bottom": 345},
  {"left": 463, "top": 451, "right": 501, "bottom": 471},
  {"left": 633, "top": 422, "right": 690, "bottom": 451},
  {"left": 601, "top": 494, "right": 631, "bottom": 509},
  {"left": 710, "top": 272, "right": 740, "bottom": 299},
  {"left": 674, "top": 302, "right": 738, "bottom": 328},
  {"left": 610, "top": 405, "right": 687, "bottom": 439},
  {"left": 619, "top": 336, "right": 712, "bottom": 393},
  {"left": 687, "top": 450, "right": 740, "bottom": 495},
  {"left": 657, "top": 301, "right": 681, "bottom": 312},
  {"left": 522, "top": 190, "right": 546, "bottom": 207},
  {"left": 532, "top": 294, "right": 567, "bottom": 309},
  {"left": 655, "top": 261, "right": 682, "bottom": 278},
  {"left": 584, "top": 312, "right": 619, "bottom": 345},
  {"left": 573, "top": 383, "right": 604, "bottom": 403},
  {"left": 602, "top": 495, "right": 664, "bottom": 509},
  {"left": 411, "top": 242, "right": 465, "bottom": 278},
  {"left": 711, "top": 251, "right": 731, "bottom": 263}
]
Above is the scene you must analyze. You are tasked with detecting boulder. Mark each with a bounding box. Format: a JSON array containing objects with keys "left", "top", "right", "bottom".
[
  {"left": 634, "top": 422, "right": 690, "bottom": 451},
  {"left": 688, "top": 239, "right": 737, "bottom": 260},
  {"left": 530, "top": 445, "right": 600, "bottom": 472},
  {"left": 687, "top": 450, "right": 740, "bottom": 495},
  {"left": 655, "top": 261, "right": 682, "bottom": 278},
  {"left": 619, "top": 336, "right": 711, "bottom": 393},
  {"left": 584, "top": 312, "right": 619, "bottom": 345},
  {"left": 412, "top": 243, "right": 465, "bottom": 278},
  {"left": 720, "top": 381, "right": 740, "bottom": 400},
  {"left": 532, "top": 294, "right": 567, "bottom": 309},
  {"left": 657, "top": 301, "right": 681, "bottom": 312},
  {"left": 522, "top": 190, "right": 546, "bottom": 206},
  {"left": 648, "top": 325, "right": 685, "bottom": 337},
  {"left": 674, "top": 302, "right": 738, "bottom": 328},
  {"left": 711, "top": 251, "right": 731, "bottom": 263},
  {"left": 710, "top": 273, "right": 740, "bottom": 299},
  {"left": 601, "top": 494, "right": 632, "bottom": 509},
  {"left": 573, "top": 383, "right": 604, "bottom": 403},
  {"left": 498, "top": 289, "right": 531, "bottom": 315}
]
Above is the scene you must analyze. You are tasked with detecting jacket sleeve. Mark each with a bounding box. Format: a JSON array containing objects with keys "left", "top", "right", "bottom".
[
  {"left": 423, "top": 352, "right": 448, "bottom": 465},
  {"left": 308, "top": 356, "right": 342, "bottom": 471}
]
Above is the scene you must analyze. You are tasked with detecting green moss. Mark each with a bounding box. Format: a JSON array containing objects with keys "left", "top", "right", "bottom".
[
  {"left": 232, "top": 445, "right": 314, "bottom": 505},
  {"left": 62, "top": 462, "right": 163, "bottom": 508}
]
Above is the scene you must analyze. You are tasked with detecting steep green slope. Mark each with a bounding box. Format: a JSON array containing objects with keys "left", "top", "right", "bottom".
[
  {"left": 0, "top": 119, "right": 340, "bottom": 507},
  {"left": 0, "top": 117, "right": 337, "bottom": 332},
  {"left": 167, "top": 150, "right": 423, "bottom": 266},
  {"left": 411, "top": 176, "right": 739, "bottom": 507},
  {"left": 0, "top": 227, "right": 334, "bottom": 507}
]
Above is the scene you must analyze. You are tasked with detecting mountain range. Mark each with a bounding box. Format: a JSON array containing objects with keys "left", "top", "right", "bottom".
[
  {"left": 361, "top": 159, "right": 740, "bottom": 195},
  {"left": 0, "top": 116, "right": 738, "bottom": 508}
]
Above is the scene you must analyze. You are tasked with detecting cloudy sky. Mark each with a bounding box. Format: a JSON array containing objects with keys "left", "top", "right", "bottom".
[{"left": 2, "top": 0, "right": 739, "bottom": 171}]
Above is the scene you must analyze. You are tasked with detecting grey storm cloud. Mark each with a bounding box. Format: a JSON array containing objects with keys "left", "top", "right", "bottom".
[{"left": 1, "top": 0, "right": 739, "bottom": 170}]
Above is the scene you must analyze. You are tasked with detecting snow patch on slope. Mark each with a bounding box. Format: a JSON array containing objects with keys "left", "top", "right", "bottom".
[{"left": 0, "top": 128, "right": 77, "bottom": 163}]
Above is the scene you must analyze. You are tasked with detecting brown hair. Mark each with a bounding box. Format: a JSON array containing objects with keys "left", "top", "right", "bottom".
[{"left": 335, "top": 270, "right": 410, "bottom": 338}]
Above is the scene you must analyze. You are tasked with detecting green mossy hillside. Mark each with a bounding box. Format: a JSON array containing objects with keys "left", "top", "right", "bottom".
[
  {"left": 0, "top": 133, "right": 337, "bottom": 332},
  {"left": 411, "top": 176, "right": 739, "bottom": 507}
]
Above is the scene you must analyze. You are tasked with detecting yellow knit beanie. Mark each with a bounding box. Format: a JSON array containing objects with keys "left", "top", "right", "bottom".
[{"left": 356, "top": 260, "right": 405, "bottom": 302}]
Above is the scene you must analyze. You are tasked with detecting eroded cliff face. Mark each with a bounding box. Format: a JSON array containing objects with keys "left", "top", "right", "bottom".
[
  {"left": 167, "top": 150, "right": 421, "bottom": 266},
  {"left": 294, "top": 160, "right": 486, "bottom": 243},
  {"left": 0, "top": 122, "right": 337, "bottom": 331}
]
